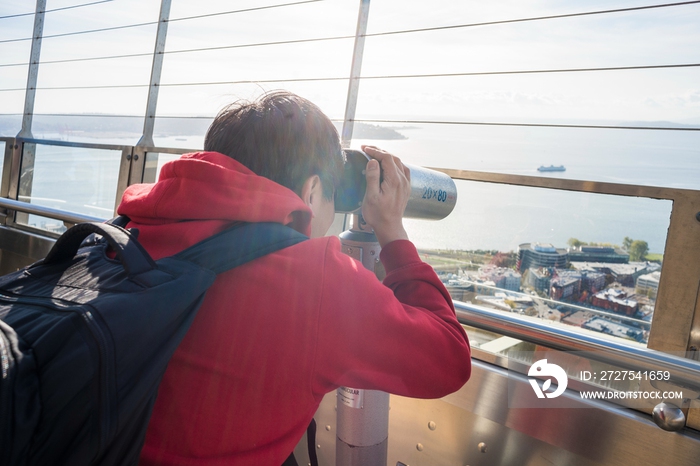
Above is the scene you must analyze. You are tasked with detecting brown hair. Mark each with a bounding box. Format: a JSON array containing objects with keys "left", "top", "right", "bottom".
[{"left": 204, "top": 91, "right": 344, "bottom": 200}]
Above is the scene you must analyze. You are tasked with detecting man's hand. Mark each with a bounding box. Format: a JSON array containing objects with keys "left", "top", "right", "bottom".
[{"left": 361, "top": 145, "right": 411, "bottom": 247}]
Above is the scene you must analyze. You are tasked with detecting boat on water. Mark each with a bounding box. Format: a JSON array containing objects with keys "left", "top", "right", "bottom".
[{"left": 538, "top": 164, "right": 566, "bottom": 172}]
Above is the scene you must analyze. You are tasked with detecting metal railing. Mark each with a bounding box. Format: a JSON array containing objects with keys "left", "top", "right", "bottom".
[
  {"left": 0, "top": 197, "right": 103, "bottom": 226},
  {"left": 455, "top": 301, "right": 700, "bottom": 389}
]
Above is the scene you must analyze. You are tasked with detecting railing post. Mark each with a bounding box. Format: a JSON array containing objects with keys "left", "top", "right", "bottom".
[
  {"left": 17, "top": 0, "right": 46, "bottom": 140},
  {"left": 130, "top": 0, "right": 171, "bottom": 188},
  {"left": 14, "top": 0, "right": 46, "bottom": 224},
  {"left": 137, "top": 0, "right": 171, "bottom": 149},
  {"left": 340, "top": 0, "right": 371, "bottom": 149}
]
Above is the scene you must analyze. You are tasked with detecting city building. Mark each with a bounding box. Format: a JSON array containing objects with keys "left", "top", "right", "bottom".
[
  {"left": 570, "top": 261, "right": 659, "bottom": 287},
  {"left": 478, "top": 265, "right": 522, "bottom": 292},
  {"left": 550, "top": 270, "right": 581, "bottom": 300},
  {"left": 502, "top": 270, "right": 522, "bottom": 292},
  {"left": 583, "top": 317, "right": 645, "bottom": 342},
  {"left": 526, "top": 267, "right": 551, "bottom": 294},
  {"left": 562, "top": 311, "right": 594, "bottom": 327},
  {"left": 591, "top": 289, "right": 639, "bottom": 316},
  {"left": 580, "top": 271, "right": 606, "bottom": 293},
  {"left": 568, "top": 246, "right": 630, "bottom": 263},
  {"left": 636, "top": 271, "right": 661, "bottom": 299},
  {"left": 517, "top": 243, "right": 568, "bottom": 272}
]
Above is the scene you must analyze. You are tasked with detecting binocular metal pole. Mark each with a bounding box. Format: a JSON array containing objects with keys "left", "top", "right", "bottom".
[{"left": 336, "top": 213, "right": 390, "bottom": 466}]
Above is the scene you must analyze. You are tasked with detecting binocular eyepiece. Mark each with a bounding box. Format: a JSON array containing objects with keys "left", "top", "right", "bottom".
[{"left": 334, "top": 149, "right": 457, "bottom": 221}]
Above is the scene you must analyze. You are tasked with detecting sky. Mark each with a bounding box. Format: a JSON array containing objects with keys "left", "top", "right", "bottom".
[{"left": 1, "top": 0, "right": 699, "bottom": 126}]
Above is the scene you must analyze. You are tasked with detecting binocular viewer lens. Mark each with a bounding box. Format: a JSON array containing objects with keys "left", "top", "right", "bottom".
[{"left": 334, "top": 149, "right": 457, "bottom": 220}]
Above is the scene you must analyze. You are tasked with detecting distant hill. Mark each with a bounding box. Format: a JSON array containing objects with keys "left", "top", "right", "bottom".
[
  {"left": 618, "top": 120, "right": 700, "bottom": 129},
  {"left": 334, "top": 122, "right": 407, "bottom": 140}
]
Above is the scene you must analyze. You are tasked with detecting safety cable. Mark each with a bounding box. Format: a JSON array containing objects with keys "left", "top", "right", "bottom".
[
  {"left": 364, "top": 0, "right": 700, "bottom": 39},
  {"left": 130, "top": 62, "right": 700, "bottom": 84},
  {"left": 2, "top": 62, "right": 698, "bottom": 91},
  {"left": 353, "top": 63, "right": 700, "bottom": 79},
  {"left": 0, "top": 52, "right": 152, "bottom": 69},
  {"left": 114, "top": 0, "right": 700, "bottom": 59},
  {"left": 352, "top": 119, "right": 700, "bottom": 132},
  {"left": 1, "top": 1, "right": 698, "bottom": 65},
  {"left": 1, "top": 113, "right": 696, "bottom": 132},
  {"left": 0, "top": 0, "right": 112, "bottom": 21},
  {"left": 0, "top": 34, "right": 350, "bottom": 68},
  {"left": 0, "top": 0, "right": 322, "bottom": 44},
  {"left": 167, "top": 0, "right": 322, "bottom": 24},
  {"left": 0, "top": 19, "right": 154, "bottom": 44}
]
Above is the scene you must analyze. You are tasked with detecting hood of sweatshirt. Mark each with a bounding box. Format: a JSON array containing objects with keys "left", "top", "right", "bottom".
[{"left": 117, "top": 151, "right": 313, "bottom": 259}]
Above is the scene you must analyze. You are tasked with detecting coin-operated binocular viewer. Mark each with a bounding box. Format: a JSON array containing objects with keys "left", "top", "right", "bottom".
[{"left": 333, "top": 149, "right": 457, "bottom": 466}]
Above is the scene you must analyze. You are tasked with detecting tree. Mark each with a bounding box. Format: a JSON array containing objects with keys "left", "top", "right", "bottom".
[
  {"left": 629, "top": 240, "right": 649, "bottom": 261},
  {"left": 490, "top": 252, "right": 516, "bottom": 268},
  {"left": 622, "top": 236, "right": 634, "bottom": 251},
  {"left": 568, "top": 238, "right": 583, "bottom": 248}
]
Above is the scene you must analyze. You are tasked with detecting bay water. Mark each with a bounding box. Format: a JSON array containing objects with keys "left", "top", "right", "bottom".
[{"left": 16, "top": 123, "right": 700, "bottom": 254}]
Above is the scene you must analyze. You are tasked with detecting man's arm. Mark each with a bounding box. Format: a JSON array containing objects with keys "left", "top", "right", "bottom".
[
  {"left": 311, "top": 147, "right": 470, "bottom": 399},
  {"left": 311, "top": 236, "right": 471, "bottom": 399}
]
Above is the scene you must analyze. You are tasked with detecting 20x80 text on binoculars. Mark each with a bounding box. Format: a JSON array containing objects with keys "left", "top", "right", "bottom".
[{"left": 334, "top": 149, "right": 457, "bottom": 221}]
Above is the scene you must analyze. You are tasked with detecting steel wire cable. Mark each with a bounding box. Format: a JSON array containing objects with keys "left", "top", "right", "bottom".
[
  {"left": 166, "top": 0, "right": 322, "bottom": 24},
  {"left": 159, "top": 0, "right": 700, "bottom": 57},
  {"left": 1, "top": 112, "right": 696, "bottom": 132},
  {"left": 0, "top": 0, "right": 113, "bottom": 21},
  {"left": 0, "top": 19, "right": 155, "bottom": 45},
  {"left": 0, "top": 0, "right": 322, "bottom": 44},
  {"left": 0, "top": 52, "right": 153, "bottom": 69},
  {"left": 364, "top": 0, "right": 700, "bottom": 39},
  {"left": 2, "top": 62, "right": 698, "bottom": 92},
  {"left": 351, "top": 119, "right": 700, "bottom": 132},
  {"left": 1, "top": 1, "right": 699, "bottom": 65}
]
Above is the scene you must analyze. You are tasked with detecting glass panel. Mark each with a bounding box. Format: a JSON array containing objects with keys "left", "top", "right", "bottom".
[
  {"left": 33, "top": 87, "right": 150, "bottom": 127},
  {"left": 0, "top": 115, "right": 22, "bottom": 138},
  {"left": 352, "top": 0, "right": 700, "bottom": 190},
  {"left": 16, "top": 143, "right": 122, "bottom": 232},
  {"left": 143, "top": 152, "right": 183, "bottom": 184},
  {"left": 30, "top": 114, "right": 146, "bottom": 146},
  {"left": 151, "top": 119, "right": 209, "bottom": 151},
  {"left": 0, "top": 1, "right": 33, "bottom": 124},
  {"left": 153, "top": 80, "right": 351, "bottom": 148},
  {"left": 348, "top": 120, "right": 700, "bottom": 192},
  {"left": 9, "top": 0, "right": 161, "bottom": 143},
  {"left": 411, "top": 179, "right": 671, "bottom": 347},
  {"left": 361, "top": 1, "right": 700, "bottom": 121},
  {"left": 153, "top": 0, "right": 358, "bottom": 146}
]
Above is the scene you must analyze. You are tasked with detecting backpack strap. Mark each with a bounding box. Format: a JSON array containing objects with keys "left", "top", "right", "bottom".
[
  {"left": 40, "top": 221, "right": 305, "bottom": 278},
  {"left": 40, "top": 222, "right": 156, "bottom": 277},
  {"left": 174, "top": 222, "right": 308, "bottom": 274}
]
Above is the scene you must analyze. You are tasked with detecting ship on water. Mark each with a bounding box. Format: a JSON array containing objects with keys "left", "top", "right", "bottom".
[{"left": 538, "top": 164, "right": 566, "bottom": 172}]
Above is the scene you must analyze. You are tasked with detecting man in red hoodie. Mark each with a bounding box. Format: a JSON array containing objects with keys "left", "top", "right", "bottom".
[{"left": 119, "top": 91, "right": 471, "bottom": 465}]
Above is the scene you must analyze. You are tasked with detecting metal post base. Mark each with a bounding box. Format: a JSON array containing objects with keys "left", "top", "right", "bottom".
[
  {"left": 336, "top": 389, "right": 389, "bottom": 466},
  {"left": 336, "top": 436, "right": 388, "bottom": 466}
]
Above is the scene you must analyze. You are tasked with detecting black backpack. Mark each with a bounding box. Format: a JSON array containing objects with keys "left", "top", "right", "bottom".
[{"left": 0, "top": 220, "right": 307, "bottom": 466}]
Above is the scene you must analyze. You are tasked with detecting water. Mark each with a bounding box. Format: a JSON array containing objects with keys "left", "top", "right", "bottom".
[
  {"left": 26, "top": 124, "right": 700, "bottom": 254},
  {"left": 351, "top": 124, "right": 698, "bottom": 253}
]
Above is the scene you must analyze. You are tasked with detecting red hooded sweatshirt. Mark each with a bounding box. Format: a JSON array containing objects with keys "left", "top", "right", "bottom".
[{"left": 118, "top": 152, "right": 471, "bottom": 466}]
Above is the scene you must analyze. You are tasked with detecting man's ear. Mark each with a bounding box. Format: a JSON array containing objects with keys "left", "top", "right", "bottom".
[{"left": 300, "top": 174, "right": 323, "bottom": 208}]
